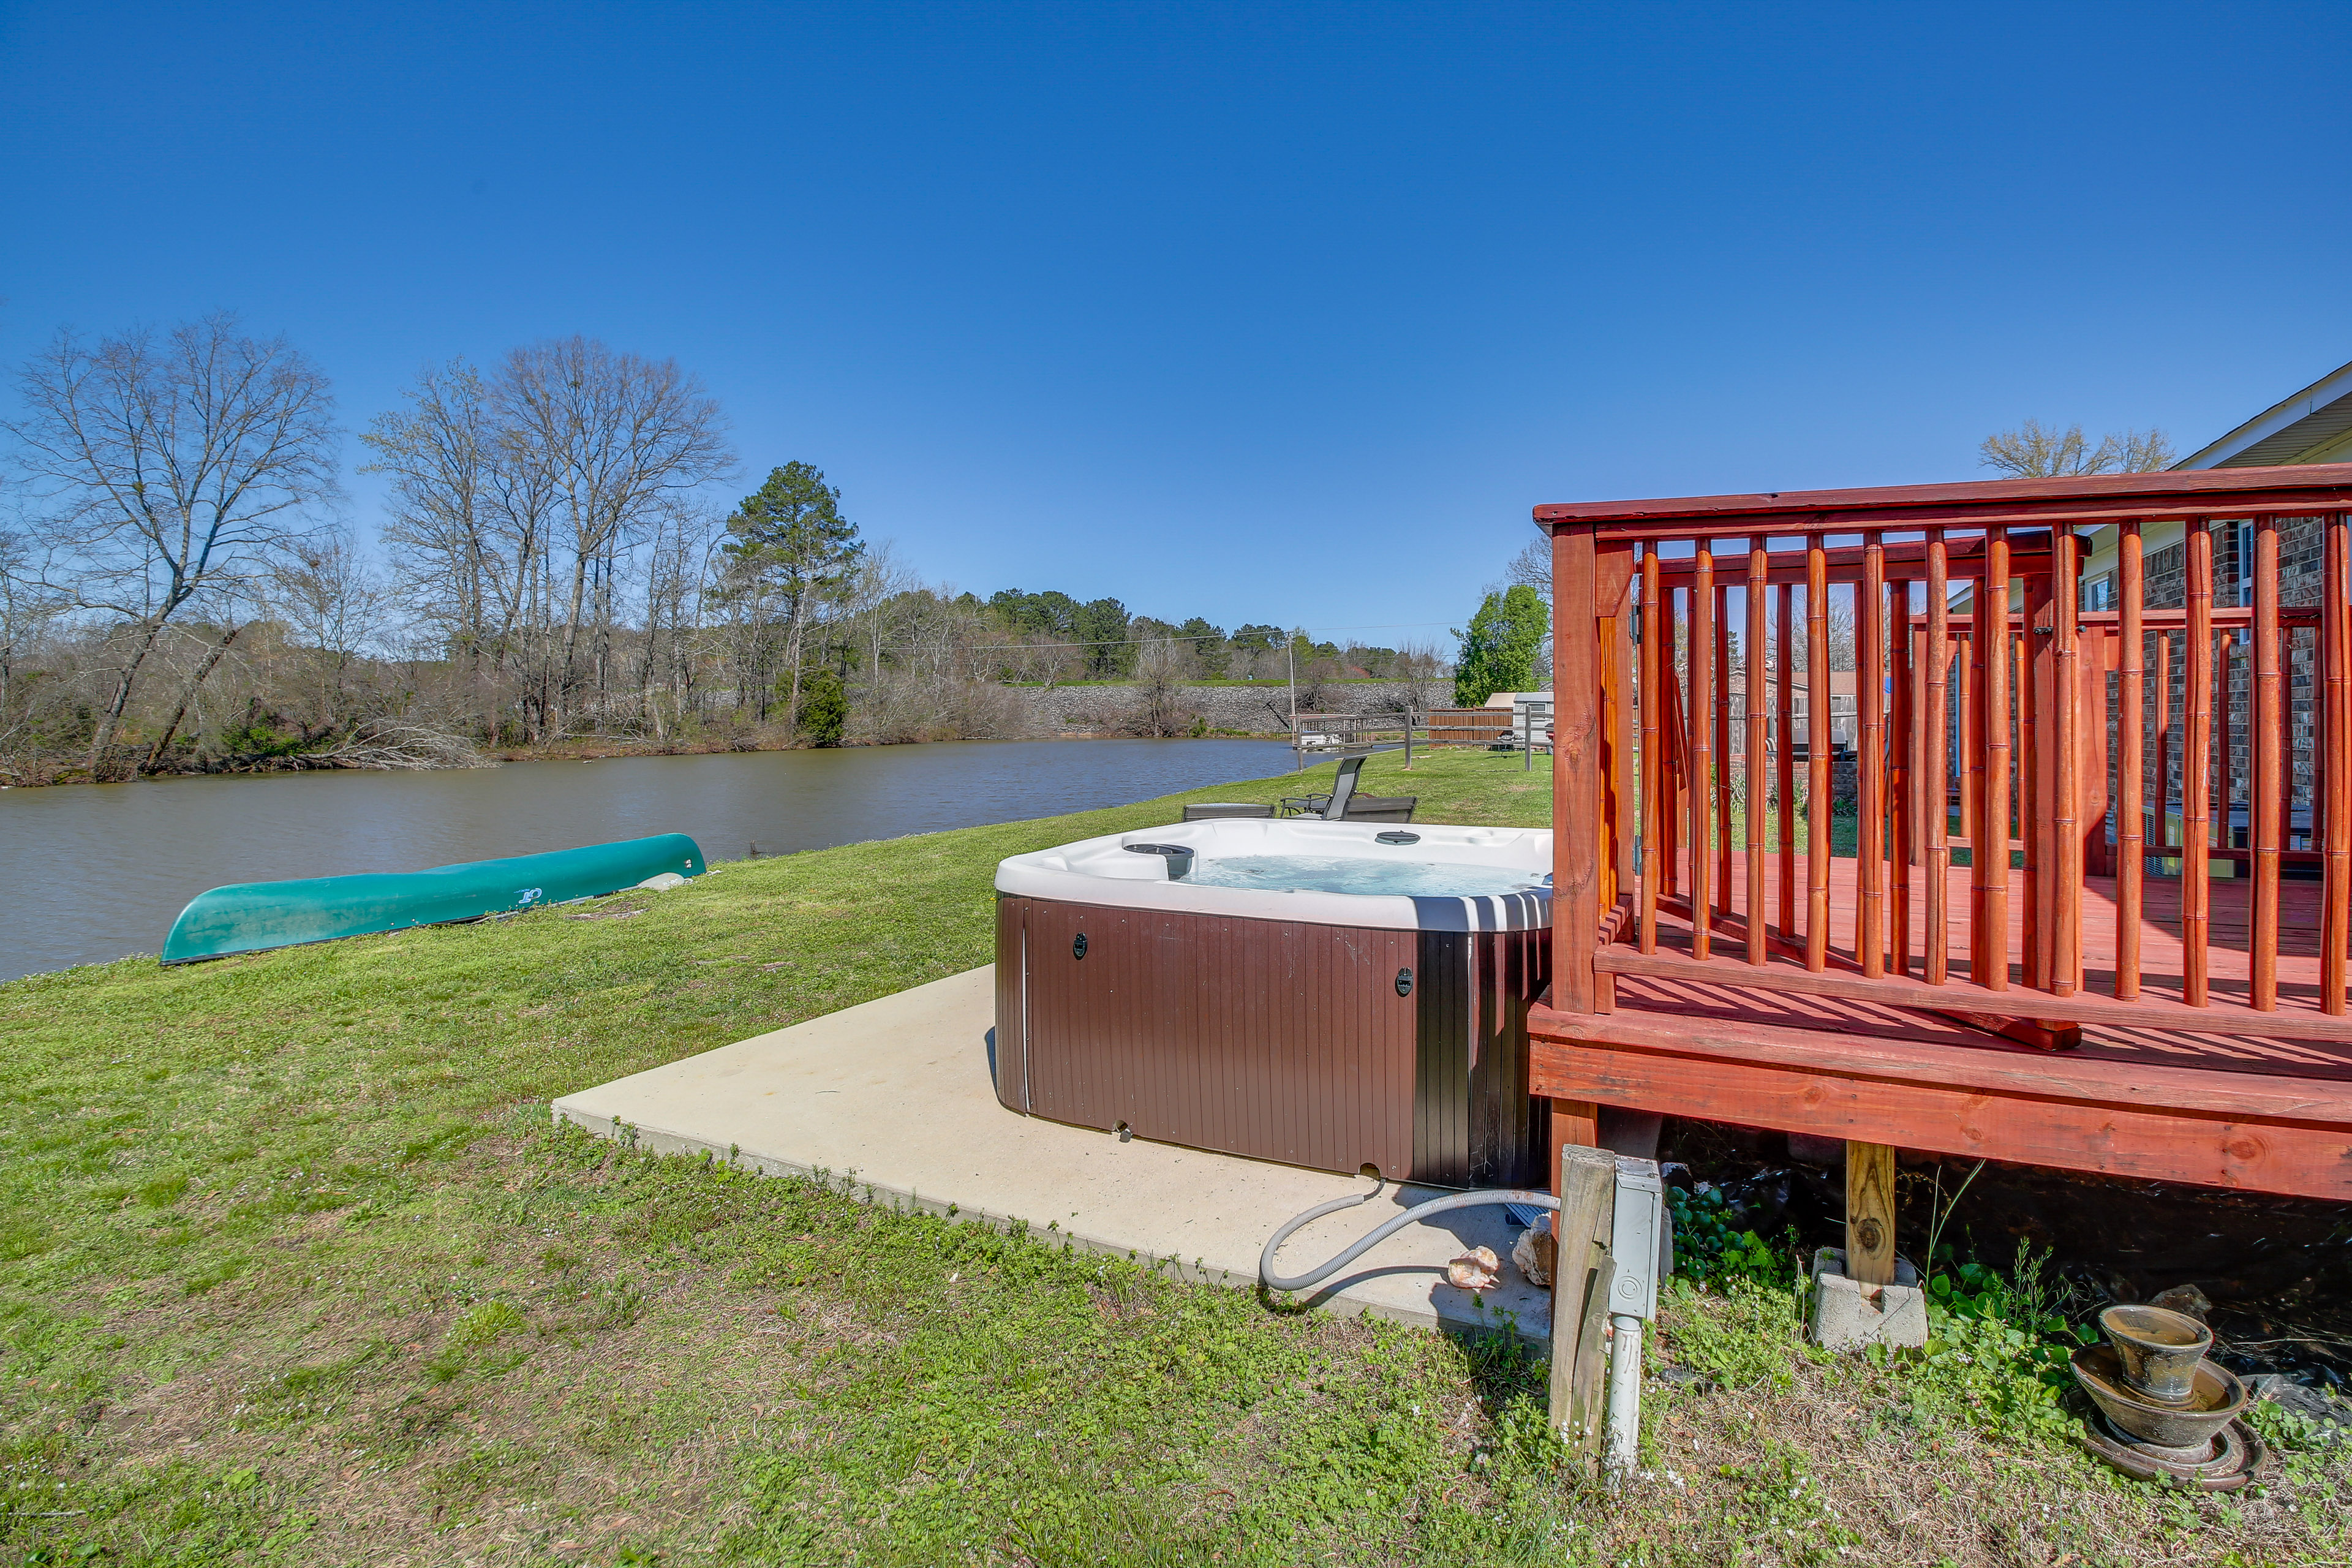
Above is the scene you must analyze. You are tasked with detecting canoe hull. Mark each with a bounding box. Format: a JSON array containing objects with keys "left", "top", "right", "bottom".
[{"left": 160, "top": 833, "right": 706, "bottom": 964}]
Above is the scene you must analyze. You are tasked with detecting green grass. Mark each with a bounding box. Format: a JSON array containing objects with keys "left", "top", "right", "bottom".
[{"left": 1, "top": 745, "right": 2343, "bottom": 1565}]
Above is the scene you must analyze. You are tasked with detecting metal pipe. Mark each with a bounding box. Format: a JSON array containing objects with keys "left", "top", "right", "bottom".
[{"left": 1604, "top": 1314, "right": 1645, "bottom": 1490}]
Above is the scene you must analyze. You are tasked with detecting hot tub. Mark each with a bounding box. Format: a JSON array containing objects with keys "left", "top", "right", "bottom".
[{"left": 993, "top": 818, "right": 1553, "bottom": 1187}]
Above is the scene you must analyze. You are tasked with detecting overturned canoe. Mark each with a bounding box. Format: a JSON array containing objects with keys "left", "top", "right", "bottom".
[{"left": 160, "top": 833, "right": 706, "bottom": 965}]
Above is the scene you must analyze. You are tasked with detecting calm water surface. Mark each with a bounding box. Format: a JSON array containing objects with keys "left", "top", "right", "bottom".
[{"left": 0, "top": 739, "right": 1295, "bottom": 980}]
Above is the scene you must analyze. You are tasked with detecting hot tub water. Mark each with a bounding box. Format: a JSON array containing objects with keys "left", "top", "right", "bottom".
[{"left": 1180, "top": 854, "right": 1549, "bottom": 899}]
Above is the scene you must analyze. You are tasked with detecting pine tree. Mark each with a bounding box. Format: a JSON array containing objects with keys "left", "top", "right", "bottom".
[{"left": 724, "top": 463, "right": 862, "bottom": 742}]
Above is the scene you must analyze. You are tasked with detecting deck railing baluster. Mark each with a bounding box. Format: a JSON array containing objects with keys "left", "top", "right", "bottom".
[
  {"left": 1660, "top": 584, "right": 1681, "bottom": 899},
  {"left": 1747, "top": 543, "right": 1769, "bottom": 963},
  {"left": 1890, "top": 573, "right": 1913, "bottom": 978},
  {"left": 2185, "top": 521, "right": 2214, "bottom": 1006},
  {"left": 2020, "top": 600, "right": 2040, "bottom": 992},
  {"left": 1860, "top": 532, "right": 1887, "bottom": 977},
  {"left": 1981, "top": 529, "right": 2012, "bottom": 992},
  {"left": 2325, "top": 513, "right": 2349, "bottom": 1015},
  {"left": 1777, "top": 582, "right": 1796, "bottom": 940},
  {"left": 1690, "top": 546, "right": 1714, "bottom": 959},
  {"left": 2117, "top": 521, "right": 2145, "bottom": 1000},
  {"left": 1926, "top": 532, "right": 1951, "bottom": 985},
  {"left": 1807, "top": 535, "right": 1832, "bottom": 970},
  {"left": 2254, "top": 516, "right": 2281, "bottom": 1011},
  {"left": 1716, "top": 582, "right": 1734, "bottom": 922},
  {"left": 2054, "top": 528, "right": 2082, "bottom": 998},
  {"left": 1638, "top": 545, "right": 1661, "bottom": 955}
]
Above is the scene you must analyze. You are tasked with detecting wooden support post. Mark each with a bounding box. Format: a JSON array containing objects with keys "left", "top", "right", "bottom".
[
  {"left": 2254, "top": 517, "right": 2281, "bottom": 1011},
  {"left": 1554, "top": 524, "right": 1603, "bottom": 1014},
  {"left": 2117, "top": 521, "right": 2144, "bottom": 1000},
  {"left": 1844, "top": 1142, "right": 1898, "bottom": 1288},
  {"left": 1926, "top": 534, "right": 1950, "bottom": 986},
  {"left": 1550, "top": 1141, "right": 1618, "bottom": 1468},
  {"left": 1807, "top": 536, "right": 1831, "bottom": 970},
  {"left": 1747, "top": 542, "right": 1770, "bottom": 963}
]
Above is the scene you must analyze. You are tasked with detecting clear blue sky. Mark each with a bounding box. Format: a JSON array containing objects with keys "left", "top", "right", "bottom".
[{"left": 5, "top": 2, "right": 2349, "bottom": 643}]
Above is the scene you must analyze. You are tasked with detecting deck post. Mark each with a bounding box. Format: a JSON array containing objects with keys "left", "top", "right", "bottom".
[
  {"left": 1844, "top": 1141, "right": 1898, "bottom": 1289},
  {"left": 1553, "top": 523, "right": 1603, "bottom": 1014}
]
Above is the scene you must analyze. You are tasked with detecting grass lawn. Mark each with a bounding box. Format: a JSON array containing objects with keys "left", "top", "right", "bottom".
[{"left": 2, "top": 747, "right": 2345, "bottom": 1565}]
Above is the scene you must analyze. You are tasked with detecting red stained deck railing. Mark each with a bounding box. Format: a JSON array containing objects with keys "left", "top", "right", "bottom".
[{"left": 1542, "top": 463, "right": 2352, "bottom": 1050}]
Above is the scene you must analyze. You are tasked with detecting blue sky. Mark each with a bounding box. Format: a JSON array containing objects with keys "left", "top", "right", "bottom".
[{"left": 4, "top": 1, "right": 2349, "bottom": 643}]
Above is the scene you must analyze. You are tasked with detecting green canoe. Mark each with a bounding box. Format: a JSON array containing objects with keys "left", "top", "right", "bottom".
[{"left": 160, "top": 833, "right": 706, "bottom": 965}]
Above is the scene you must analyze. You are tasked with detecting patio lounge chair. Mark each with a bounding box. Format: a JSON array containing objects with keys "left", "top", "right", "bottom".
[{"left": 1280, "top": 755, "right": 1419, "bottom": 823}]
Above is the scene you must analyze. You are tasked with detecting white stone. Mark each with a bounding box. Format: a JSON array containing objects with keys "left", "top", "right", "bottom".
[{"left": 1808, "top": 1247, "right": 1929, "bottom": 1352}]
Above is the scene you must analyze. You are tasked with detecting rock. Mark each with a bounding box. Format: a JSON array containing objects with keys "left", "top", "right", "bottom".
[
  {"left": 634, "top": 872, "right": 688, "bottom": 891},
  {"left": 2149, "top": 1283, "right": 2214, "bottom": 1322},
  {"left": 1654, "top": 1363, "right": 1713, "bottom": 1394},
  {"left": 1785, "top": 1133, "right": 1846, "bottom": 1167},
  {"left": 2250, "top": 1374, "right": 2350, "bottom": 1444},
  {"left": 1447, "top": 1246, "right": 1502, "bottom": 1292},
  {"left": 1512, "top": 1224, "right": 1556, "bottom": 1289}
]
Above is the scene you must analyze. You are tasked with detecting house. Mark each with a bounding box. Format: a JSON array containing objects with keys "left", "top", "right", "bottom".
[{"left": 2078, "top": 356, "right": 2352, "bottom": 610}]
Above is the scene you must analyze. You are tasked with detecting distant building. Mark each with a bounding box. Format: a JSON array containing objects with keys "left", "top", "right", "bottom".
[{"left": 2078, "top": 356, "right": 2352, "bottom": 609}]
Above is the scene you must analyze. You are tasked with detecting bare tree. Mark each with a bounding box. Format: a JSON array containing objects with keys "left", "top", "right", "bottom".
[
  {"left": 5, "top": 314, "right": 341, "bottom": 774},
  {"left": 496, "top": 339, "right": 734, "bottom": 734},
  {"left": 1979, "top": 418, "right": 2175, "bottom": 478},
  {"left": 1506, "top": 535, "right": 1550, "bottom": 600},
  {"left": 362, "top": 360, "right": 500, "bottom": 727}
]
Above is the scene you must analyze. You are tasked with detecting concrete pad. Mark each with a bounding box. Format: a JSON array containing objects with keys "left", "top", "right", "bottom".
[{"left": 552, "top": 965, "right": 1551, "bottom": 1344}]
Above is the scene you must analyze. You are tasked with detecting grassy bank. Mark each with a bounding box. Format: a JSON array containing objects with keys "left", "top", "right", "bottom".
[{"left": 2, "top": 748, "right": 2343, "bottom": 1565}]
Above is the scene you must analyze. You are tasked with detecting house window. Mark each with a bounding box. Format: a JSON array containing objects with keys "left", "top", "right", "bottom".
[
  {"left": 2239, "top": 521, "right": 2256, "bottom": 608},
  {"left": 2086, "top": 575, "right": 2114, "bottom": 611}
]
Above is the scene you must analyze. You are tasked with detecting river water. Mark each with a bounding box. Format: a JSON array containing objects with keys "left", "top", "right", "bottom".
[{"left": 0, "top": 739, "right": 1296, "bottom": 981}]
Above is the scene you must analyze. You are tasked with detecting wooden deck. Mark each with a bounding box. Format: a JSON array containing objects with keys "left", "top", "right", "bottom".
[
  {"left": 1535, "top": 464, "right": 2352, "bottom": 1210},
  {"left": 1530, "top": 854, "right": 2352, "bottom": 1199}
]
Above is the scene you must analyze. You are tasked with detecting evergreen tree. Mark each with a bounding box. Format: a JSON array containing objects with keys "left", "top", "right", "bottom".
[
  {"left": 724, "top": 463, "right": 862, "bottom": 741},
  {"left": 1452, "top": 585, "right": 1547, "bottom": 706}
]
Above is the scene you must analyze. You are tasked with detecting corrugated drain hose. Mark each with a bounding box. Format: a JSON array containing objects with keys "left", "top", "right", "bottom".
[
  {"left": 1257, "top": 1177, "right": 1559, "bottom": 1293},
  {"left": 1259, "top": 1177, "right": 1652, "bottom": 1493}
]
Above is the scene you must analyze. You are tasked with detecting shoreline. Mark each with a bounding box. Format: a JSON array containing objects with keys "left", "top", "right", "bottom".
[{"left": 1, "top": 728, "right": 1295, "bottom": 790}]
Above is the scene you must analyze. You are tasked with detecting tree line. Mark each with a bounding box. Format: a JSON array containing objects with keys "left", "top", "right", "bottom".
[{"left": 0, "top": 314, "right": 1444, "bottom": 783}]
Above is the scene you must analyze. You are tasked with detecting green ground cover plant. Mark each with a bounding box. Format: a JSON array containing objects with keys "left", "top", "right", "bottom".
[{"left": 2, "top": 748, "right": 2345, "bottom": 1564}]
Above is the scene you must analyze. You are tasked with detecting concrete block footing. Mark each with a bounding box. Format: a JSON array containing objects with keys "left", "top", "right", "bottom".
[{"left": 1809, "top": 1247, "right": 1929, "bottom": 1352}]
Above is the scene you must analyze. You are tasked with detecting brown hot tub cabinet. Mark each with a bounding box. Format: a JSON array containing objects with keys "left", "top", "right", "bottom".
[{"left": 992, "top": 893, "right": 1551, "bottom": 1188}]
